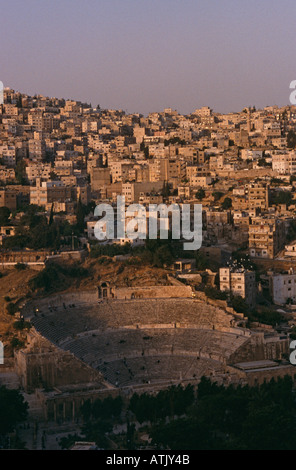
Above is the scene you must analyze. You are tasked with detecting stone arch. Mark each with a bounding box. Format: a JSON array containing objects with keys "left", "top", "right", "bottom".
[{"left": 98, "top": 281, "right": 114, "bottom": 299}]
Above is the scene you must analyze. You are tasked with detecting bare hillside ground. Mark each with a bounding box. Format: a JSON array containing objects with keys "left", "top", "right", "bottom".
[
  {"left": 0, "top": 260, "right": 172, "bottom": 356},
  {"left": 0, "top": 268, "right": 37, "bottom": 357},
  {"left": 70, "top": 258, "right": 171, "bottom": 292}
]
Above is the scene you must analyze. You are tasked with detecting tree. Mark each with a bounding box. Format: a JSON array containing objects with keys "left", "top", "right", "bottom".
[
  {"left": 148, "top": 376, "right": 296, "bottom": 450},
  {"left": 212, "top": 191, "right": 223, "bottom": 202},
  {"left": 15, "top": 160, "right": 27, "bottom": 185},
  {"left": 153, "top": 245, "right": 173, "bottom": 268},
  {"left": 161, "top": 181, "right": 171, "bottom": 198},
  {"left": 205, "top": 287, "right": 227, "bottom": 301},
  {"left": 50, "top": 171, "right": 58, "bottom": 180},
  {"left": 221, "top": 197, "right": 232, "bottom": 210},
  {"left": 0, "top": 206, "right": 11, "bottom": 225},
  {"left": 49, "top": 203, "right": 54, "bottom": 226},
  {"left": 287, "top": 130, "right": 296, "bottom": 149},
  {"left": 0, "top": 386, "right": 28, "bottom": 438},
  {"left": 274, "top": 191, "right": 292, "bottom": 207},
  {"left": 196, "top": 189, "right": 205, "bottom": 200},
  {"left": 229, "top": 295, "right": 249, "bottom": 314},
  {"left": 15, "top": 263, "right": 26, "bottom": 271},
  {"left": 6, "top": 302, "right": 18, "bottom": 315},
  {"left": 76, "top": 197, "right": 85, "bottom": 233}
]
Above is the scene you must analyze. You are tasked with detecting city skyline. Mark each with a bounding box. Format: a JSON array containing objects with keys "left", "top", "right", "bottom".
[
  {"left": 2, "top": 83, "right": 293, "bottom": 116},
  {"left": 1, "top": 0, "right": 296, "bottom": 115}
]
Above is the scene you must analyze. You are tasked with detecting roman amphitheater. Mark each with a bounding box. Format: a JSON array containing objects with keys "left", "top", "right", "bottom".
[{"left": 12, "top": 282, "right": 293, "bottom": 422}]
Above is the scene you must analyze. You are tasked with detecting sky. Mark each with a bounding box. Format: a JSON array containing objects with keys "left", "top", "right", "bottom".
[{"left": 1, "top": 0, "right": 296, "bottom": 115}]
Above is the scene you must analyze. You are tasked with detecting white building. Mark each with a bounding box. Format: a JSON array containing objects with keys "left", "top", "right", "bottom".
[
  {"left": 272, "top": 151, "right": 296, "bottom": 175},
  {"left": 241, "top": 149, "right": 263, "bottom": 161},
  {"left": 269, "top": 270, "right": 296, "bottom": 305}
]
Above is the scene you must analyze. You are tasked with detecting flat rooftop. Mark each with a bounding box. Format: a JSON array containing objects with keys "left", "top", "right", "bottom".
[{"left": 234, "top": 360, "right": 280, "bottom": 371}]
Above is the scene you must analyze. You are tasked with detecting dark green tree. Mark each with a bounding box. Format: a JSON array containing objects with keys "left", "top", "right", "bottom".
[
  {"left": 161, "top": 181, "right": 171, "bottom": 198},
  {"left": 49, "top": 203, "right": 54, "bottom": 226},
  {"left": 0, "top": 206, "right": 11, "bottom": 225},
  {"left": 0, "top": 386, "right": 28, "bottom": 438},
  {"left": 274, "top": 190, "right": 292, "bottom": 207},
  {"left": 76, "top": 197, "right": 85, "bottom": 233},
  {"left": 15, "top": 160, "right": 27, "bottom": 185},
  {"left": 221, "top": 197, "right": 232, "bottom": 210},
  {"left": 196, "top": 188, "right": 205, "bottom": 200},
  {"left": 212, "top": 191, "right": 223, "bottom": 201},
  {"left": 287, "top": 130, "right": 296, "bottom": 149}
]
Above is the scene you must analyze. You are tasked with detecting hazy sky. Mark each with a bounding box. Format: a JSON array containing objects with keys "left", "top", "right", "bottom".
[{"left": 1, "top": 0, "right": 296, "bottom": 115}]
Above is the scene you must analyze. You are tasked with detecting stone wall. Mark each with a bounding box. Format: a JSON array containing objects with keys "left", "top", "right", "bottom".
[
  {"left": 228, "top": 332, "right": 289, "bottom": 364},
  {"left": 0, "top": 262, "right": 45, "bottom": 271},
  {"left": 0, "top": 250, "right": 52, "bottom": 263},
  {"left": 14, "top": 329, "right": 108, "bottom": 393},
  {"left": 37, "top": 386, "right": 119, "bottom": 423},
  {"left": 227, "top": 363, "right": 296, "bottom": 386},
  {"left": 21, "top": 290, "right": 98, "bottom": 318},
  {"left": 114, "top": 285, "right": 193, "bottom": 300}
]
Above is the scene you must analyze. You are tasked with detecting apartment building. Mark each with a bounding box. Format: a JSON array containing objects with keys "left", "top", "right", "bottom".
[
  {"left": 30, "top": 178, "right": 71, "bottom": 207},
  {"left": 26, "top": 163, "right": 52, "bottom": 183},
  {"left": 269, "top": 269, "right": 296, "bottom": 305},
  {"left": 248, "top": 183, "right": 270, "bottom": 210},
  {"left": 0, "top": 145, "right": 16, "bottom": 167},
  {"left": 241, "top": 149, "right": 263, "bottom": 161},
  {"left": 272, "top": 151, "right": 296, "bottom": 175},
  {"left": 28, "top": 138, "right": 46, "bottom": 161},
  {"left": 190, "top": 174, "right": 213, "bottom": 187},
  {"left": 219, "top": 267, "right": 256, "bottom": 307},
  {"left": 0, "top": 188, "right": 17, "bottom": 210},
  {"left": 249, "top": 216, "right": 286, "bottom": 259},
  {"left": 90, "top": 167, "right": 111, "bottom": 191}
]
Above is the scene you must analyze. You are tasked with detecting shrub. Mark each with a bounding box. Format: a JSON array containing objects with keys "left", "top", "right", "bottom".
[
  {"left": 6, "top": 302, "right": 18, "bottom": 316},
  {"left": 10, "top": 338, "right": 25, "bottom": 349},
  {"left": 29, "top": 262, "right": 89, "bottom": 292},
  {"left": 13, "top": 320, "right": 31, "bottom": 331},
  {"left": 15, "top": 263, "right": 27, "bottom": 271},
  {"left": 204, "top": 287, "right": 227, "bottom": 301}
]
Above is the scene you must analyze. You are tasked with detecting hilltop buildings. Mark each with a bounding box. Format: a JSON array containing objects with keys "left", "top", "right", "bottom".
[{"left": 1, "top": 87, "right": 296, "bottom": 300}]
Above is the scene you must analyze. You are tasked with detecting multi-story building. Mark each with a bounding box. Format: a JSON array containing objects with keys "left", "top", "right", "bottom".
[
  {"left": 28, "top": 138, "right": 46, "bottom": 161},
  {"left": 0, "top": 166, "right": 15, "bottom": 183},
  {"left": 272, "top": 151, "right": 296, "bottom": 175},
  {"left": 241, "top": 149, "right": 263, "bottom": 161},
  {"left": 190, "top": 174, "right": 213, "bottom": 187},
  {"left": 269, "top": 269, "right": 296, "bottom": 305},
  {"left": 248, "top": 183, "right": 270, "bottom": 210},
  {"left": 249, "top": 216, "right": 286, "bottom": 259},
  {"left": 30, "top": 178, "right": 71, "bottom": 208},
  {"left": 0, "top": 188, "right": 17, "bottom": 210},
  {"left": 90, "top": 167, "right": 111, "bottom": 191},
  {"left": 0, "top": 145, "right": 16, "bottom": 167},
  {"left": 219, "top": 266, "right": 256, "bottom": 307},
  {"left": 26, "top": 163, "right": 52, "bottom": 183}
]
